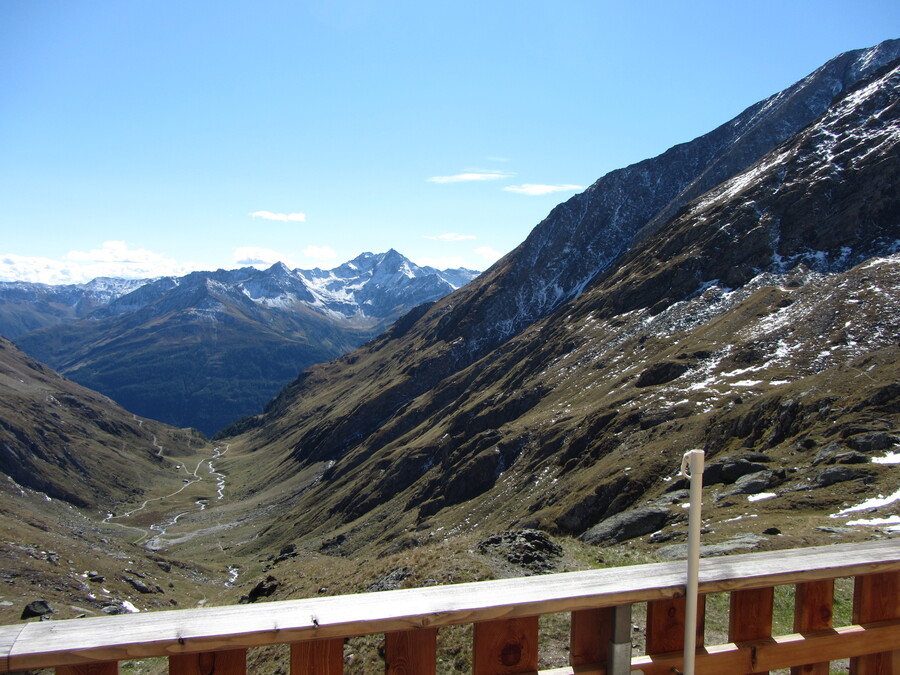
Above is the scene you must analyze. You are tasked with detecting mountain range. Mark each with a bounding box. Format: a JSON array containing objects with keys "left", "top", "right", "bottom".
[
  {"left": 4, "top": 251, "right": 478, "bottom": 435},
  {"left": 0, "top": 40, "right": 898, "bottom": 640}
]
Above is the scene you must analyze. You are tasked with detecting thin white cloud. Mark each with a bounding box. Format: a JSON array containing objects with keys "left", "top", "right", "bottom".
[
  {"left": 503, "top": 183, "right": 584, "bottom": 196},
  {"left": 233, "top": 246, "right": 295, "bottom": 267},
  {"left": 424, "top": 233, "right": 478, "bottom": 242},
  {"left": 303, "top": 245, "right": 336, "bottom": 261},
  {"left": 475, "top": 246, "right": 503, "bottom": 263},
  {"left": 249, "top": 210, "right": 307, "bottom": 222},
  {"left": 0, "top": 241, "right": 203, "bottom": 284},
  {"left": 427, "top": 170, "right": 512, "bottom": 184}
]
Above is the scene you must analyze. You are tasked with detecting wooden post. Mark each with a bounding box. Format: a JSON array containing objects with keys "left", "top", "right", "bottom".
[
  {"left": 570, "top": 607, "right": 613, "bottom": 667},
  {"left": 291, "top": 639, "right": 343, "bottom": 674},
  {"left": 646, "top": 596, "right": 705, "bottom": 654},
  {"left": 791, "top": 579, "right": 834, "bottom": 675},
  {"left": 385, "top": 628, "right": 436, "bottom": 675},
  {"left": 851, "top": 572, "right": 900, "bottom": 675},
  {"left": 57, "top": 663, "right": 120, "bottom": 675},
  {"left": 729, "top": 587, "right": 774, "bottom": 675},
  {"left": 472, "top": 616, "right": 538, "bottom": 674},
  {"left": 169, "top": 649, "right": 247, "bottom": 675}
]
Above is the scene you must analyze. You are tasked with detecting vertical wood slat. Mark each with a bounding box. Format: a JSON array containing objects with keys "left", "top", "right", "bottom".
[
  {"left": 645, "top": 596, "right": 705, "bottom": 654},
  {"left": 729, "top": 587, "right": 774, "bottom": 675},
  {"left": 850, "top": 572, "right": 900, "bottom": 675},
  {"left": 791, "top": 579, "right": 834, "bottom": 675},
  {"left": 57, "top": 663, "right": 120, "bottom": 675},
  {"left": 570, "top": 607, "right": 613, "bottom": 667},
  {"left": 472, "top": 616, "right": 538, "bottom": 675},
  {"left": 385, "top": 628, "right": 436, "bottom": 675},
  {"left": 169, "top": 649, "right": 247, "bottom": 675},
  {"left": 291, "top": 638, "right": 343, "bottom": 674}
]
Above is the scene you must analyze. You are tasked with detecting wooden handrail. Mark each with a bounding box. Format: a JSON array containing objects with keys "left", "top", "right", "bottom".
[{"left": 1, "top": 540, "right": 898, "bottom": 673}]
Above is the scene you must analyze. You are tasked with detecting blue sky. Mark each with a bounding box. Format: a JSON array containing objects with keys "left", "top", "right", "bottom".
[{"left": 2, "top": 1, "right": 898, "bottom": 283}]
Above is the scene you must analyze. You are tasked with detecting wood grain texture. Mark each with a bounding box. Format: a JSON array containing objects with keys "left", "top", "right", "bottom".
[
  {"left": 729, "top": 587, "right": 774, "bottom": 675},
  {"left": 645, "top": 595, "right": 705, "bottom": 655},
  {"left": 472, "top": 616, "right": 538, "bottom": 674},
  {"left": 850, "top": 572, "right": 900, "bottom": 675},
  {"left": 385, "top": 628, "right": 436, "bottom": 675},
  {"left": 168, "top": 649, "right": 246, "bottom": 675},
  {"left": 634, "top": 619, "right": 900, "bottom": 675},
  {"left": 290, "top": 639, "right": 343, "bottom": 675},
  {"left": 791, "top": 579, "right": 834, "bottom": 675},
  {"left": 1, "top": 541, "right": 897, "bottom": 671},
  {"left": 569, "top": 607, "right": 612, "bottom": 667}
]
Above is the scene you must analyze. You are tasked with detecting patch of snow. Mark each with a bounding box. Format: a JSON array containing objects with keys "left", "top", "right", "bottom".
[
  {"left": 748, "top": 492, "right": 777, "bottom": 502},
  {"left": 872, "top": 451, "right": 900, "bottom": 464},
  {"left": 121, "top": 600, "right": 140, "bottom": 613},
  {"left": 845, "top": 515, "right": 900, "bottom": 531},
  {"left": 833, "top": 487, "right": 900, "bottom": 516}
]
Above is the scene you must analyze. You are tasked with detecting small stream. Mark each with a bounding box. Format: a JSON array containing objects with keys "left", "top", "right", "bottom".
[{"left": 103, "top": 444, "right": 230, "bottom": 555}]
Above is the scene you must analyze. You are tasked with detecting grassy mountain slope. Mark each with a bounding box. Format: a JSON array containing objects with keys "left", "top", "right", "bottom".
[{"left": 219, "top": 57, "right": 900, "bottom": 562}]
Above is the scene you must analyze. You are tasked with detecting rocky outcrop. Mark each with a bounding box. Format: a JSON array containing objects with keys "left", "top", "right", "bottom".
[
  {"left": 476, "top": 530, "right": 563, "bottom": 574},
  {"left": 581, "top": 507, "right": 673, "bottom": 545}
]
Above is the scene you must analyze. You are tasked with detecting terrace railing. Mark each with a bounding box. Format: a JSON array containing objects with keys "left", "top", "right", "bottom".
[{"left": 1, "top": 539, "right": 898, "bottom": 674}]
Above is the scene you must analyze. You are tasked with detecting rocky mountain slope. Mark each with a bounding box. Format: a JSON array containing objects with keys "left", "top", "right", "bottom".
[
  {"left": 10, "top": 251, "right": 477, "bottom": 435},
  {"left": 221, "top": 50, "right": 900, "bottom": 561},
  {"left": 0, "top": 336, "right": 203, "bottom": 508},
  {"left": 0, "top": 337, "right": 230, "bottom": 623}
]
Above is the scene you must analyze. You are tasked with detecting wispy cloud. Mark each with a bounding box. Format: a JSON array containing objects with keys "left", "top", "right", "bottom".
[
  {"left": 427, "top": 170, "right": 512, "bottom": 184},
  {"left": 0, "top": 241, "right": 203, "bottom": 284},
  {"left": 233, "top": 246, "right": 295, "bottom": 267},
  {"left": 503, "top": 183, "right": 584, "bottom": 196},
  {"left": 424, "top": 233, "right": 478, "bottom": 242},
  {"left": 475, "top": 246, "right": 503, "bottom": 263},
  {"left": 249, "top": 210, "right": 307, "bottom": 222}
]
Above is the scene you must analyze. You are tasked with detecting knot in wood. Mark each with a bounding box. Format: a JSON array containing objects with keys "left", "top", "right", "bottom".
[{"left": 500, "top": 642, "right": 522, "bottom": 666}]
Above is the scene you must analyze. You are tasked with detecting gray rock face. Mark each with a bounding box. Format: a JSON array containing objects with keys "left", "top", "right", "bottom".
[
  {"left": 581, "top": 507, "right": 672, "bottom": 545},
  {"left": 706, "top": 459, "right": 771, "bottom": 486},
  {"left": 846, "top": 432, "right": 897, "bottom": 453},
  {"left": 21, "top": 599, "right": 52, "bottom": 620},
  {"left": 723, "top": 470, "right": 785, "bottom": 496},
  {"left": 657, "top": 534, "right": 764, "bottom": 560},
  {"left": 815, "top": 466, "right": 871, "bottom": 487}
]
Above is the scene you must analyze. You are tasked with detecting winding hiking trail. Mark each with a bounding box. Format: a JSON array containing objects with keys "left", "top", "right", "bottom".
[{"left": 103, "top": 440, "right": 230, "bottom": 549}]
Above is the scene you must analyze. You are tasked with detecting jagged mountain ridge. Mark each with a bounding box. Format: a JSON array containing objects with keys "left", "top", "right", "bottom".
[
  {"left": 10, "top": 251, "right": 477, "bottom": 435},
  {"left": 468, "top": 38, "right": 900, "bottom": 354},
  {"left": 1, "top": 250, "right": 477, "bottom": 339},
  {"left": 224, "top": 52, "right": 900, "bottom": 557},
  {"left": 0, "top": 277, "right": 147, "bottom": 340}
]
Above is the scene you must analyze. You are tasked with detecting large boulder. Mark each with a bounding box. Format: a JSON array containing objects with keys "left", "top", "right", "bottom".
[{"left": 581, "top": 507, "right": 671, "bottom": 545}]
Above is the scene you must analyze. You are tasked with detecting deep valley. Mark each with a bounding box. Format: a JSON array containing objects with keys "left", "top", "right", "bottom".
[{"left": 1, "top": 39, "right": 899, "bottom": 674}]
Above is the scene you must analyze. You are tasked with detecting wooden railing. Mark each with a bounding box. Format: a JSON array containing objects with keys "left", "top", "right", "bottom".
[{"left": 1, "top": 540, "right": 898, "bottom": 674}]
